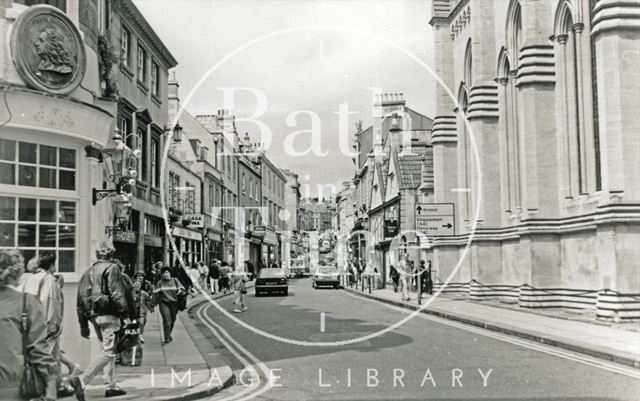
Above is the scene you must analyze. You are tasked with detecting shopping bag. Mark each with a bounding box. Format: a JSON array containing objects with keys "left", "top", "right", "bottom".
[{"left": 120, "top": 345, "right": 143, "bottom": 366}]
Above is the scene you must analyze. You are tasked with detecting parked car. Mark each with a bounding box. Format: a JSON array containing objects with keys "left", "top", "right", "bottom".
[
  {"left": 312, "top": 265, "right": 340, "bottom": 289},
  {"left": 255, "top": 268, "right": 288, "bottom": 296}
]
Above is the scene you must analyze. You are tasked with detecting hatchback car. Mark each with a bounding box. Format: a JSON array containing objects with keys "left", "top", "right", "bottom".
[
  {"left": 312, "top": 265, "right": 340, "bottom": 289},
  {"left": 255, "top": 268, "right": 288, "bottom": 296}
]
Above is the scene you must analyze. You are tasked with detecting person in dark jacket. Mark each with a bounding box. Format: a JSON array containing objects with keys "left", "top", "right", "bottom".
[
  {"left": 389, "top": 264, "right": 400, "bottom": 292},
  {"left": 172, "top": 259, "right": 192, "bottom": 294},
  {"left": 75, "top": 240, "right": 136, "bottom": 399},
  {"left": 153, "top": 267, "right": 185, "bottom": 344},
  {"left": 208, "top": 260, "right": 220, "bottom": 294},
  {"left": 0, "top": 249, "right": 58, "bottom": 401}
]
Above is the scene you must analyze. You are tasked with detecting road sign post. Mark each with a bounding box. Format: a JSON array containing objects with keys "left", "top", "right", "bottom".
[{"left": 415, "top": 203, "right": 455, "bottom": 237}]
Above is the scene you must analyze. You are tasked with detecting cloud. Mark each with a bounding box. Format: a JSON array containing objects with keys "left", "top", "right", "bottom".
[{"left": 136, "top": 0, "right": 435, "bottom": 194}]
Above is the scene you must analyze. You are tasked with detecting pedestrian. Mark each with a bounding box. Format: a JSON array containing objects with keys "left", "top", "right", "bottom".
[
  {"left": 172, "top": 259, "right": 191, "bottom": 294},
  {"left": 0, "top": 249, "right": 59, "bottom": 401},
  {"left": 133, "top": 273, "right": 153, "bottom": 343},
  {"left": 219, "top": 262, "right": 230, "bottom": 293},
  {"left": 389, "top": 264, "right": 400, "bottom": 293},
  {"left": 188, "top": 262, "right": 200, "bottom": 296},
  {"left": 75, "top": 239, "right": 137, "bottom": 399},
  {"left": 198, "top": 261, "right": 209, "bottom": 291},
  {"left": 17, "top": 252, "right": 65, "bottom": 395},
  {"left": 209, "top": 260, "right": 220, "bottom": 295},
  {"left": 153, "top": 267, "right": 185, "bottom": 344},
  {"left": 399, "top": 255, "right": 411, "bottom": 301},
  {"left": 422, "top": 260, "right": 433, "bottom": 295},
  {"left": 52, "top": 274, "right": 83, "bottom": 398},
  {"left": 232, "top": 264, "right": 249, "bottom": 313}
]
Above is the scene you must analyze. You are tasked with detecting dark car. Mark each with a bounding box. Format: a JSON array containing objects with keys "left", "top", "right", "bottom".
[
  {"left": 255, "top": 268, "right": 288, "bottom": 296},
  {"left": 312, "top": 265, "right": 340, "bottom": 289}
]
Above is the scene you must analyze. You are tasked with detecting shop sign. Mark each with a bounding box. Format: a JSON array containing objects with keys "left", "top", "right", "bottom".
[
  {"left": 253, "top": 225, "right": 266, "bottom": 238},
  {"left": 10, "top": 5, "right": 87, "bottom": 95},
  {"left": 172, "top": 226, "right": 201, "bottom": 240},
  {"left": 384, "top": 206, "right": 399, "bottom": 238},
  {"left": 114, "top": 230, "right": 136, "bottom": 244},
  {"left": 144, "top": 235, "right": 163, "bottom": 248},
  {"left": 184, "top": 214, "right": 204, "bottom": 228},
  {"left": 263, "top": 230, "right": 277, "bottom": 245}
]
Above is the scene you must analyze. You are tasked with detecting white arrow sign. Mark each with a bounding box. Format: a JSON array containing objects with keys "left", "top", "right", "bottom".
[{"left": 415, "top": 203, "right": 455, "bottom": 236}]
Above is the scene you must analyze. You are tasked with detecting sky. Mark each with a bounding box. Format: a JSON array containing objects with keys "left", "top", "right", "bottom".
[{"left": 136, "top": 0, "right": 436, "bottom": 199}]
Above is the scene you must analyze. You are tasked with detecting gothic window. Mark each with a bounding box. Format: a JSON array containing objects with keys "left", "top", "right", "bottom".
[
  {"left": 495, "top": 0, "right": 524, "bottom": 215},
  {"left": 554, "top": 0, "right": 601, "bottom": 196}
]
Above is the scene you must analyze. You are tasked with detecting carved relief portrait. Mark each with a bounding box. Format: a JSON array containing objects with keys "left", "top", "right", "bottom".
[
  {"left": 34, "top": 27, "right": 75, "bottom": 75},
  {"left": 11, "top": 5, "right": 86, "bottom": 94}
]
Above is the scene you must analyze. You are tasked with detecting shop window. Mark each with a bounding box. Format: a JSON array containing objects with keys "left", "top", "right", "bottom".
[
  {"left": 0, "top": 140, "right": 76, "bottom": 191},
  {"left": 0, "top": 196, "right": 76, "bottom": 272}
]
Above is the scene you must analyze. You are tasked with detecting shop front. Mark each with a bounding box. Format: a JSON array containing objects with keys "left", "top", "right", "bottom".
[
  {"left": 170, "top": 225, "right": 202, "bottom": 267},
  {"left": 0, "top": 3, "right": 117, "bottom": 368},
  {"left": 257, "top": 225, "right": 278, "bottom": 267},
  {"left": 206, "top": 231, "right": 223, "bottom": 265}
]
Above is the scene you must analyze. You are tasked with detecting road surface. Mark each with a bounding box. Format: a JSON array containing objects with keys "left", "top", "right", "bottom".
[{"left": 194, "top": 277, "right": 640, "bottom": 401}]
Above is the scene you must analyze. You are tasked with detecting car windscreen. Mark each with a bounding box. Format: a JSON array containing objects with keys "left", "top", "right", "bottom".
[
  {"left": 317, "top": 266, "right": 337, "bottom": 274},
  {"left": 258, "top": 269, "right": 285, "bottom": 278}
]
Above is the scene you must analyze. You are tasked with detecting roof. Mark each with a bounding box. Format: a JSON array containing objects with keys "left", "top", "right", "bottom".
[
  {"left": 119, "top": 0, "right": 178, "bottom": 68},
  {"left": 405, "top": 107, "right": 434, "bottom": 131},
  {"left": 357, "top": 126, "right": 373, "bottom": 169},
  {"left": 395, "top": 150, "right": 430, "bottom": 190}
]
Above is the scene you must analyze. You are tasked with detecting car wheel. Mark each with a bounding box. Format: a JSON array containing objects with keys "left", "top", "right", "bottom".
[
  {"left": 255, "top": 290, "right": 261, "bottom": 297},
  {"left": 283, "top": 289, "right": 288, "bottom": 296}
]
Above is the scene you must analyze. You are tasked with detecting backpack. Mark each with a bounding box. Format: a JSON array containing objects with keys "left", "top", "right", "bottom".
[{"left": 77, "top": 262, "right": 112, "bottom": 319}]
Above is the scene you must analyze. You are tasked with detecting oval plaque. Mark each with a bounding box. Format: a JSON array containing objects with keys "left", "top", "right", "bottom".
[{"left": 10, "top": 5, "right": 87, "bottom": 95}]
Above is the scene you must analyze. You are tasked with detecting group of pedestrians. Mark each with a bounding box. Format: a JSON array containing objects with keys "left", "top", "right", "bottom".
[
  {"left": 389, "top": 255, "right": 433, "bottom": 301},
  {"left": 0, "top": 241, "right": 219, "bottom": 401}
]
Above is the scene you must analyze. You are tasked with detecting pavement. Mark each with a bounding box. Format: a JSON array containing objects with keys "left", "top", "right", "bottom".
[
  {"left": 197, "top": 277, "right": 640, "bottom": 400},
  {"left": 343, "top": 284, "right": 640, "bottom": 369},
  {"left": 60, "top": 290, "right": 236, "bottom": 401}
]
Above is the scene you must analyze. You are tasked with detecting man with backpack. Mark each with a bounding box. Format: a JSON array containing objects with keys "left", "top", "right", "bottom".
[{"left": 74, "top": 240, "right": 136, "bottom": 399}]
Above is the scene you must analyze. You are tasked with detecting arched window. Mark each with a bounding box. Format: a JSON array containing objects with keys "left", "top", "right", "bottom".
[
  {"left": 496, "top": 0, "right": 524, "bottom": 216},
  {"left": 457, "top": 84, "right": 472, "bottom": 224},
  {"left": 554, "top": 0, "right": 601, "bottom": 196},
  {"left": 464, "top": 40, "right": 473, "bottom": 89}
]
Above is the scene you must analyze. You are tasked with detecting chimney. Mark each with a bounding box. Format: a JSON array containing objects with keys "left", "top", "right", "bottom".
[
  {"left": 168, "top": 69, "right": 180, "bottom": 122},
  {"left": 168, "top": 69, "right": 179, "bottom": 101}
]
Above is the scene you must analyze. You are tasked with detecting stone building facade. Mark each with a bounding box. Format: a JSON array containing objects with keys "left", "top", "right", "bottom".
[{"left": 428, "top": 0, "right": 640, "bottom": 319}]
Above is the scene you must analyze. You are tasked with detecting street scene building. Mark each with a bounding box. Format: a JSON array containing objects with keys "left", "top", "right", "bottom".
[
  {"left": 425, "top": 0, "right": 640, "bottom": 320},
  {"left": 0, "top": 1, "right": 638, "bottom": 401}
]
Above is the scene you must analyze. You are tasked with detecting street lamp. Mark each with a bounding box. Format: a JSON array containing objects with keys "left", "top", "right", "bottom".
[{"left": 93, "top": 128, "right": 139, "bottom": 205}]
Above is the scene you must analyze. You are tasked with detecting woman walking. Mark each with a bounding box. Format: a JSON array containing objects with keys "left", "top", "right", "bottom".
[
  {"left": 153, "top": 267, "right": 185, "bottom": 344},
  {"left": 232, "top": 264, "right": 248, "bottom": 313},
  {"left": 0, "top": 249, "right": 59, "bottom": 400}
]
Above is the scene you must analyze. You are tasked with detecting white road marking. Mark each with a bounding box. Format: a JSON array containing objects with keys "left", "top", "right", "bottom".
[
  {"left": 342, "top": 290, "right": 640, "bottom": 380},
  {"left": 451, "top": 187, "right": 471, "bottom": 192},
  {"left": 320, "top": 312, "right": 325, "bottom": 333},
  {"left": 196, "top": 303, "right": 273, "bottom": 401}
]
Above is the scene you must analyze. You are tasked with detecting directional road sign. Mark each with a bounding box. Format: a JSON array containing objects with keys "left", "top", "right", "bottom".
[{"left": 415, "top": 203, "right": 455, "bottom": 236}]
